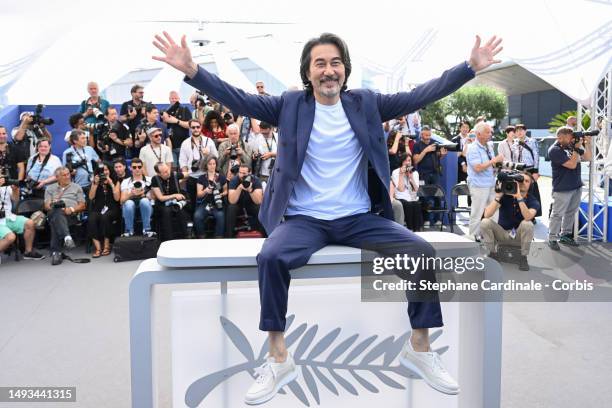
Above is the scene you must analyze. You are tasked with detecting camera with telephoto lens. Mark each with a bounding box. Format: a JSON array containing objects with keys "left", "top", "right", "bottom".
[
  {"left": 31, "top": 104, "right": 54, "bottom": 127},
  {"left": 230, "top": 144, "right": 238, "bottom": 160},
  {"left": 434, "top": 141, "right": 459, "bottom": 152},
  {"left": 65, "top": 152, "right": 88, "bottom": 172},
  {"left": 94, "top": 163, "right": 107, "bottom": 183},
  {"left": 194, "top": 90, "right": 207, "bottom": 108},
  {"left": 209, "top": 180, "right": 223, "bottom": 209},
  {"left": 21, "top": 178, "right": 39, "bottom": 197},
  {"left": 191, "top": 160, "right": 200, "bottom": 173},
  {"left": 241, "top": 175, "right": 252, "bottom": 189},
  {"left": 52, "top": 200, "right": 66, "bottom": 209},
  {"left": 495, "top": 161, "right": 528, "bottom": 171},
  {"left": 86, "top": 104, "right": 105, "bottom": 121},
  {"left": 0, "top": 166, "right": 20, "bottom": 187},
  {"left": 160, "top": 101, "right": 180, "bottom": 118},
  {"left": 165, "top": 198, "right": 187, "bottom": 212},
  {"left": 496, "top": 170, "right": 524, "bottom": 195},
  {"left": 571, "top": 129, "right": 599, "bottom": 154}
]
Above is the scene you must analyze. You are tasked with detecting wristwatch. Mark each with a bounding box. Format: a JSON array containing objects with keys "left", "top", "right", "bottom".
[{"left": 516, "top": 198, "right": 525, "bottom": 203}]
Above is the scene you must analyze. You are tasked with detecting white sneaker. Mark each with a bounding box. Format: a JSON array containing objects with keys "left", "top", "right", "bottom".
[
  {"left": 64, "top": 235, "right": 75, "bottom": 250},
  {"left": 399, "top": 337, "right": 460, "bottom": 395},
  {"left": 434, "top": 220, "right": 442, "bottom": 226},
  {"left": 245, "top": 354, "right": 298, "bottom": 405},
  {"left": 423, "top": 221, "right": 430, "bottom": 227}
]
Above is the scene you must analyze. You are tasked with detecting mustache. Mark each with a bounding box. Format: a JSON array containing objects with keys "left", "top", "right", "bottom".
[{"left": 320, "top": 76, "right": 339, "bottom": 83}]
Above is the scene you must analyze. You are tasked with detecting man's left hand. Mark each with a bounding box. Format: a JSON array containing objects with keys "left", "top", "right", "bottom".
[
  {"left": 512, "top": 182, "right": 523, "bottom": 200},
  {"left": 468, "top": 35, "right": 503, "bottom": 72}
]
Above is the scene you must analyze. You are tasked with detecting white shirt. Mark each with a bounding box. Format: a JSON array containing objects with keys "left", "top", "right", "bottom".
[
  {"left": 391, "top": 168, "right": 420, "bottom": 202},
  {"left": 285, "top": 100, "right": 370, "bottom": 219},
  {"left": 120, "top": 176, "right": 152, "bottom": 192},
  {"left": 257, "top": 134, "right": 278, "bottom": 177},
  {"left": 0, "top": 186, "right": 14, "bottom": 219},
  {"left": 178, "top": 136, "right": 218, "bottom": 172},
  {"left": 139, "top": 143, "right": 173, "bottom": 177}
]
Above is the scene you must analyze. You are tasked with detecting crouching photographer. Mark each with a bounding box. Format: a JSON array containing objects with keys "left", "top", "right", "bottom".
[
  {"left": 226, "top": 164, "right": 263, "bottom": 237},
  {"left": 547, "top": 126, "right": 593, "bottom": 250},
  {"left": 44, "top": 167, "right": 86, "bottom": 265},
  {"left": 194, "top": 156, "right": 228, "bottom": 238},
  {"left": 481, "top": 170, "right": 539, "bottom": 271},
  {"left": 0, "top": 175, "right": 45, "bottom": 260},
  {"left": 120, "top": 158, "right": 155, "bottom": 237},
  {"left": 88, "top": 162, "right": 121, "bottom": 258},
  {"left": 150, "top": 162, "right": 188, "bottom": 242}
]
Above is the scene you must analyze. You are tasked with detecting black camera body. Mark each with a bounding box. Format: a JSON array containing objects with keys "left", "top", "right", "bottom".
[
  {"left": 191, "top": 160, "right": 200, "bottom": 173},
  {"left": 31, "top": 104, "right": 54, "bottom": 127},
  {"left": 496, "top": 170, "right": 524, "bottom": 195},
  {"left": 241, "top": 175, "right": 252, "bottom": 189},
  {"left": 495, "top": 161, "right": 528, "bottom": 171},
  {"left": 161, "top": 101, "right": 180, "bottom": 118},
  {"left": 52, "top": 200, "right": 66, "bottom": 209},
  {"left": 208, "top": 180, "right": 223, "bottom": 210},
  {"left": 230, "top": 144, "right": 238, "bottom": 160},
  {"left": 0, "top": 166, "right": 20, "bottom": 187},
  {"left": 65, "top": 152, "right": 88, "bottom": 172}
]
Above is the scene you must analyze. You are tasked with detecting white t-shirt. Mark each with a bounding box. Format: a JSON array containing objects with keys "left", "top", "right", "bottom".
[
  {"left": 0, "top": 186, "right": 14, "bottom": 217},
  {"left": 139, "top": 144, "right": 173, "bottom": 176},
  {"left": 120, "top": 176, "right": 152, "bottom": 192},
  {"left": 285, "top": 100, "right": 370, "bottom": 219},
  {"left": 178, "top": 136, "right": 218, "bottom": 172},
  {"left": 256, "top": 134, "right": 278, "bottom": 177},
  {"left": 391, "top": 168, "right": 420, "bottom": 202}
]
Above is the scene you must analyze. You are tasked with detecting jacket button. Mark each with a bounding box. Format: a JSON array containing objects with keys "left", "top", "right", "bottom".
[
  {"left": 271, "top": 188, "right": 275, "bottom": 193},
  {"left": 378, "top": 137, "right": 383, "bottom": 142},
  {"left": 276, "top": 167, "right": 280, "bottom": 172}
]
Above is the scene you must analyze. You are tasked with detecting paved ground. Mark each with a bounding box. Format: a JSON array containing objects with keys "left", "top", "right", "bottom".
[{"left": 0, "top": 176, "right": 610, "bottom": 407}]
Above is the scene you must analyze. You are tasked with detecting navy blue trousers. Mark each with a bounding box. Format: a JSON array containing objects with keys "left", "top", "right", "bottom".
[{"left": 257, "top": 212, "right": 443, "bottom": 332}]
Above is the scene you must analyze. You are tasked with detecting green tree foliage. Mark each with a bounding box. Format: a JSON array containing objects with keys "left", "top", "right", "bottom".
[
  {"left": 548, "top": 110, "right": 590, "bottom": 134},
  {"left": 420, "top": 85, "right": 507, "bottom": 139}
]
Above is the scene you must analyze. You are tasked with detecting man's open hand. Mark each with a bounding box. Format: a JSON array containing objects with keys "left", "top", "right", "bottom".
[
  {"left": 468, "top": 35, "right": 503, "bottom": 72},
  {"left": 152, "top": 31, "right": 198, "bottom": 78}
]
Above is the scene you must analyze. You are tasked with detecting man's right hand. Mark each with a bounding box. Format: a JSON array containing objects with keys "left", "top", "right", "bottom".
[
  {"left": 152, "top": 32, "right": 198, "bottom": 79},
  {"left": 424, "top": 144, "right": 436, "bottom": 154},
  {"left": 492, "top": 154, "right": 504, "bottom": 164}
]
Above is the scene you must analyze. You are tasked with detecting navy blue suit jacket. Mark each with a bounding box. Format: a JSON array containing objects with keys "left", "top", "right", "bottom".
[{"left": 185, "top": 62, "right": 475, "bottom": 234}]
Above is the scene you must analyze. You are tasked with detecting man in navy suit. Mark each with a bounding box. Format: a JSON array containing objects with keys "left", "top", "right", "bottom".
[{"left": 154, "top": 31, "right": 502, "bottom": 403}]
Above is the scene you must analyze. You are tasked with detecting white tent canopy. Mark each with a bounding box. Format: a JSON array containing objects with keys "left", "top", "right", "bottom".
[{"left": 1, "top": 0, "right": 610, "bottom": 106}]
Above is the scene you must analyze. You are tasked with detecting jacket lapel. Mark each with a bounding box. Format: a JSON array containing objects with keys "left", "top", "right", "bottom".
[
  {"left": 340, "top": 93, "right": 371, "bottom": 158},
  {"left": 296, "top": 94, "right": 315, "bottom": 173}
]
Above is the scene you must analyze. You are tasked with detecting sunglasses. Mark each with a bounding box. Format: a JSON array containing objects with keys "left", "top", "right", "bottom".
[
  {"left": 190, "top": 126, "right": 201, "bottom": 129},
  {"left": 132, "top": 165, "right": 142, "bottom": 169},
  {"left": 152, "top": 134, "right": 162, "bottom": 138}
]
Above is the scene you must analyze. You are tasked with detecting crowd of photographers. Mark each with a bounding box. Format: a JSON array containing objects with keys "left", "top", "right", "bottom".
[{"left": 0, "top": 80, "right": 595, "bottom": 269}]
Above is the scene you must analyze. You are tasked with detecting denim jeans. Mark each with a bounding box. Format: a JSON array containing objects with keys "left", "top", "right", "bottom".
[
  {"left": 193, "top": 204, "right": 225, "bottom": 237},
  {"left": 122, "top": 199, "right": 153, "bottom": 233}
]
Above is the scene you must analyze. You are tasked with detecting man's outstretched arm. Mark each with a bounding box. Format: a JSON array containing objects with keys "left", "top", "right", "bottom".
[
  {"left": 152, "top": 31, "right": 282, "bottom": 126},
  {"left": 378, "top": 35, "right": 503, "bottom": 122}
]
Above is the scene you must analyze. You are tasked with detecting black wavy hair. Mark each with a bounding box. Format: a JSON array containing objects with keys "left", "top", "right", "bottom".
[{"left": 299, "top": 33, "right": 352, "bottom": 93}]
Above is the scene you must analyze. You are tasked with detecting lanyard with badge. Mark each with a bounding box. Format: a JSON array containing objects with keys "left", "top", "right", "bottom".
[{"left": 151, "top": 145, "right": 163, "bottom": 163}]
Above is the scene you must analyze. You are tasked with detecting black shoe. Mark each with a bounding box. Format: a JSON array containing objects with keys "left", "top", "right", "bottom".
[
  {"left": 518, "top": 255, "right": 530, "bottom": 271},
  {"left": 559, "top": 235, "right": 579, "bottom": 247},
  {"left": 51, "top": 251, "right": 63, "bottom": 266},
  {"left": 23, "top": 250, "right": 46, "bottom": 260},
  {"left": 548, "top": 240, "right": 561, "bottom": 251},
  {"left": 488, "top": 251, "right": 502, "bottom": 262}
]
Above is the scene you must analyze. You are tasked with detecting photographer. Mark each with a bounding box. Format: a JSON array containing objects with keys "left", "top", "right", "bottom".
[
  {"left": 390, "top": 154, "right": 423, "bottom": 231},
  {"left": 120, "top": 158, "right": 155, "bottom": 237},
  {"left": 179, "top": 119, "right": 218, "bottom": 173},
  {"left": 63, "top": 113, "right": 90, "bottom": 145},
  {"left": 162, "top": 91, "right": 192, "bottom": 165},
  {"left": 252, "top": 122, "right": 277, "bottom": 184},
  {"left": 203, "top": 110, "right": 227, "bottom": 144},
  {"left": 150, "top": 162, "right": 188, "bottom": 241},
  {"left": 218, "top": 124, "right": 253, "bottom": 177},
  {"left": 412, "top": 126, "right": 447, "bottom": 226},
  {"left": 113, "top": 158, "right": 129, "bottom": 185},
  {"left": 466, "top": 122, "right": 504, "bottom": 240},
  {"left": 87, "top": 162, "right": 121, "bottom": 258},
  {"left": 62, "top": 129, "right": 100, "bottom": 194},
  {"left": 44, "top": 167, "right": 86, "bottom": 265},
  {"left": 547, "top": 126, "right": 592, "bottom": 250},
  {"left": 497, "top": 125, "right": 516, "bottom": 162},
  {"left": 387, "top": 128, "right": 414, "bottom": 173},
  {"left": 0, "top": 125, "right": 25, "bottom": 186},
  {"left": 24, "top": 139, "right": 62, "bottom": 199},
  {"left": 139, "top": 127, "right": 173, "bottom": 177},
  {"left": 513, "top": 124, "right": 542, "bottom": 215},
  {"left": 451, "top": 121, "right": 471, "bottom": 183},
  {"left": 226, "top": 164, "right": 263, "bottom": 237},
  {"left": 135, "top": 104, "right": 170, "bottom": 153},
  {"left": 79, "top": 81, "right": 110, "bottom": 126},
  {"left": 0, "top": 174, "right": 45, "bottom": 260},
  {"left": 194, "top": 156, "right": 228, "bottom": 238},
  {"left": 98, "top": 107, "right": 132, "bottom": 161},
  {"left": 12, "top": 110, "right": 52, "bottom": 158},
  {"left": 481, "top": 171, "right": 539, "bottom": 271},
  {"left": 119, "top": 84, "right": 147, "bottom": 141}
]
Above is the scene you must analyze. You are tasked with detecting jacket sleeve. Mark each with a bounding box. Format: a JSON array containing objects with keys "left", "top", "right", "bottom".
[
  {"left": 185, "top": 66, "right": 282, "bottom": 127},
  {"left": 377, "top": 62, "right": 476, "bottom": 123}
]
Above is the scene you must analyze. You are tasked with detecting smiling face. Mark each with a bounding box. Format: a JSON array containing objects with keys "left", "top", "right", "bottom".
[{"left": 307, "top": 43, "right": 345, "bottom": 104}]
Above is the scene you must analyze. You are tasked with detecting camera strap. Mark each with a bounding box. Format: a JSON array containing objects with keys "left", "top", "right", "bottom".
[
  {"left": 71, "top": 147, "right": 92, "bottom": 175},
  {"left": 27, "top": 153, "right": 51, "bottom": 183},
  {"left": 264, "top": 136, "right": 276, "bottom": 152}
]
